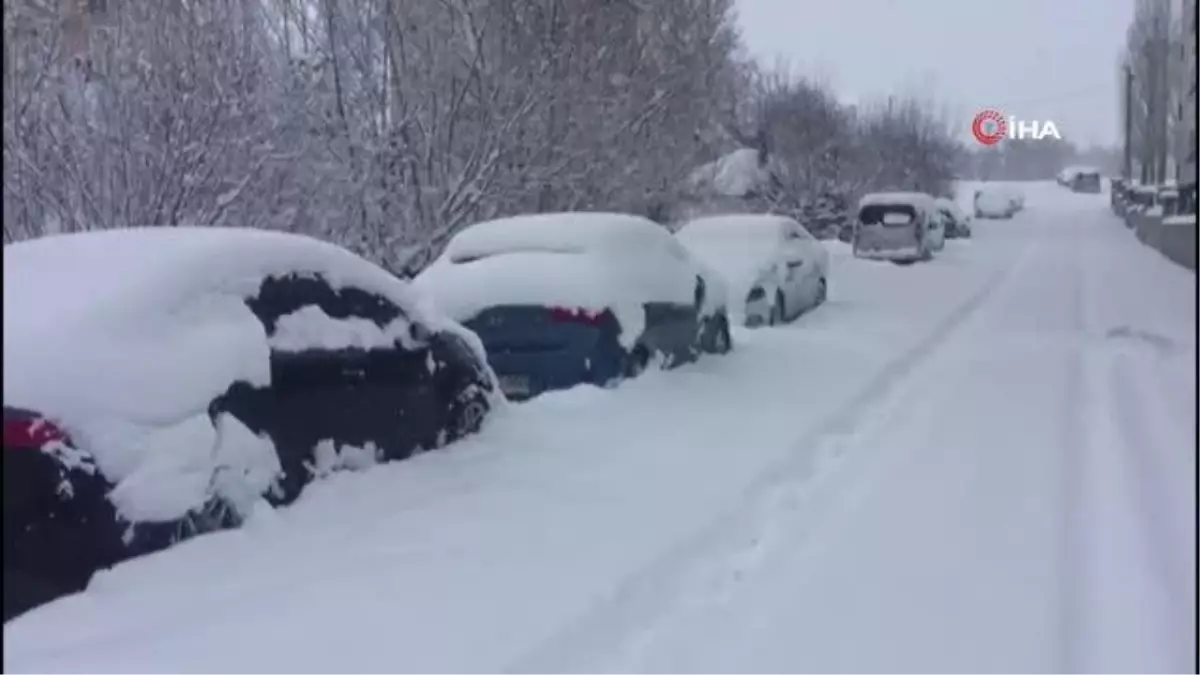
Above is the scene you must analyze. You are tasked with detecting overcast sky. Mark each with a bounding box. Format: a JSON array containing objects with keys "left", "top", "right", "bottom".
[{"left": 735, "top": 0, "right": 1135, "bottom": 148}]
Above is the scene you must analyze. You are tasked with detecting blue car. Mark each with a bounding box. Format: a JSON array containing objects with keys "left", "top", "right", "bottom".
[{"left": 416, "top": 212, "right": 733, "bottom": 400}]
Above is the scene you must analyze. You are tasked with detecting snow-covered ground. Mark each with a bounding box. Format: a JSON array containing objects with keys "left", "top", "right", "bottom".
[{"left": 5, "top": 183, "right": 1196, "bottom": 673}]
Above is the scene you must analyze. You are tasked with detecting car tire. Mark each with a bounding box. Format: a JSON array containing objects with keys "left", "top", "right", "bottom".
[
  {"left": 623, "top": 346, "right": 650, "bottom": 379},
  {"left": 708, "top": 315, "right": 733, "bottom": 354},
  {"left": 447, "top": 391, "right": 489, "bottom": 442},
  {"left": 3, "top": 567, "right": 71, "bottom": 623},
  {"left": 769, "top": 291, "right": 785, "bottom": 325}
]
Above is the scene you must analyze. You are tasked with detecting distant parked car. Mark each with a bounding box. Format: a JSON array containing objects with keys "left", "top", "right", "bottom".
[
  {"left": 852, "top": 192, "right": 941, "bottom": 264},
  {"left": 3, "top": 227, "right": 497, "bottom": 622},
  {"left": 676, "top": 214, "right": 830, "bottom": 327},
  {"left": 1069, "top": 169, "right": 1102, "bottom": 193},
  {"left": 415, "top": 212, "right": 732, "bottom": 400},
  {"left": 974, "top": 185, "right": 1019, "bottom": 219},
  {"left": 1056, "top": 166, "right": 1082, "bottom": 186},
  {"left": 935, "top": 197, "right": 972, "bottom": 239}
]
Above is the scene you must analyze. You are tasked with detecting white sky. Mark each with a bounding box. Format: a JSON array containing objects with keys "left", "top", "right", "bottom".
[{"left": 735, "top": 0, "right": 1136, "bottom": 147}]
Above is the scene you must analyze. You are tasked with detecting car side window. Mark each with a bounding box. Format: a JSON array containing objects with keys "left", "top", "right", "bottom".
[
  {"left": 246, "top": 274, "right": 433, "bottom": 392},
  {"left": 246, "top": 273, "right": 407, "bottom": 335}
]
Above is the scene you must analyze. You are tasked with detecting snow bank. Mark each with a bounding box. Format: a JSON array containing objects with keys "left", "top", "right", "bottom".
[
  {"left": 1161, "top": 215, "right": 1197, "bottom": 227},
  {"left": 2, "top": 226, "right": 461, "bottom": 523},
  {"left": 418, "top": 213, "right": 701, "bottom": 347},
  {"left": 687, "top": 148, "right": 774, "bottom": 198}
]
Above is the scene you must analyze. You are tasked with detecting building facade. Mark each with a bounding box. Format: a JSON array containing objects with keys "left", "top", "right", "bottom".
[{"left": 1176, "top": 0, "right": 1197, "bottom": 183}]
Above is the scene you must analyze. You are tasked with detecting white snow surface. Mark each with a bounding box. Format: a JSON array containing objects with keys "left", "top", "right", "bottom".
[
  {"left": 417, "top": 212, "right": 703, "bottom": 347},
  {"left": 676, "top": 215, "right": 791, "bottom": 317},
  {"left": 2, "top": 226, "right": 466, "bottom": 522},
  {"left": 974, "top": 184, "right": 1018, "bottom": 216},
  {"left": 687, "top": 148, "right": 774, "bottom": 197},
  {"left": 5, "top": 185, "right": 1195, "bottom": 673},
  {"left": 857, "top": 191, "right": 936, "bottom": 212},
  {"left": 441, "top": 211, "right": 674, "bottom": 263}
]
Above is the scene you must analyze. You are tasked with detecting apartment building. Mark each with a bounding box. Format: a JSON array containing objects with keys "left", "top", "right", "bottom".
[{"left": 1177, "top": 0, "right": 1197, "bottom": 183}]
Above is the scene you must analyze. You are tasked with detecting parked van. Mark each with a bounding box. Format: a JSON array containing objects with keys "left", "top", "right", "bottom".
[
  {"left": 1069, "top": 169, "right": 1102, "bottom": 194},
  {"left": 852, "top": 192, "right": 940, "bottom": 264}
]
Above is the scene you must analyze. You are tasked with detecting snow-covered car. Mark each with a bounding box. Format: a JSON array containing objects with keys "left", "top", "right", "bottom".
[
  {"left": 2, "top": 227, "right": 497, "bottom": 621},
  {"left": 415, "top": 212, "right": 732, "bottom": 400},
  {"left": 1056, "top": 166, "right": 1082, "bottom": 186},
  {"left": 973, "top": 185, "right": 1019, "bottom": 219},
  {"left": 852, "top": 192, "right": 941, "bottom": 263},
  {"left": 1069, "top": 168, "right": 1102, "bottom": 194},
  {"left": 676, "top": 214, "right": 830, "bottom": 327},
  {"left": 935, "top": 197, "right": 971, "bottom": 239}
]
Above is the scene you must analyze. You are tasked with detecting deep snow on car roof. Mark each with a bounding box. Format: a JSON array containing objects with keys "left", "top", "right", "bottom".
[
  {"left": 3, "top": 226, "right": 430, "bottom": 337},
  {"left": 676, "top": 214, "right": 793, "bottom": 239},
  {"left": 444, "top": 212, "right": 670, "bottom": 262},
  {"left": 857, "top": 192, "right": 936, "bottom": 210}
]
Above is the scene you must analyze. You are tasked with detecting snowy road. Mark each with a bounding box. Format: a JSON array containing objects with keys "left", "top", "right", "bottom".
[{"left": 5, "top": 183, "right": 1195, "bottom": 673}]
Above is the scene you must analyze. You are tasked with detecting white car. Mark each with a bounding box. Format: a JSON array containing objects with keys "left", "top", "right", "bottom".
[
  {"left": 935, "top": 197, "right": 972, "bottom": 238},
  {"left": 676, "top": 214, "right": 830, "bottom": 327},
  {"left": 974, "top": 185, "right": 1020, "bottom": 219},
  {"left": 853, "top": 192, "right": 942, "bottom": 263},
  {"left": 415, "top": 212, "right": 732, "bottom": 399}
]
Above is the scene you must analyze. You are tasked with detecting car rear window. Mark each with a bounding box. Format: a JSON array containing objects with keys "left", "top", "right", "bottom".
[{"left": 860, "top": 204, "right": 918, "bottom": 227}]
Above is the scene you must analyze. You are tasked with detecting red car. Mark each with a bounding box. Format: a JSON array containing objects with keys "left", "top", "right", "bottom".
[{"left": 3, "top": 406, "right": 129, "bottom": 621}]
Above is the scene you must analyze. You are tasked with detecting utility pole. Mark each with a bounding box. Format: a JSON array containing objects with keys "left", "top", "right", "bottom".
[{"left": 1124, "top": 62, "right": 1134, "bottom": 180}]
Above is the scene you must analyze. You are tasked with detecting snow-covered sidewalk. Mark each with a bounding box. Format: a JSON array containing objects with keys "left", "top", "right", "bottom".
[{"left": 5, "top": 184, "right": 1195, "bottom": 673}]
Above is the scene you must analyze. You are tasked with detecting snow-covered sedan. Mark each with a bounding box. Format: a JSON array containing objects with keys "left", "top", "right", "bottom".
[
  {"left": 973, "top": 184, "right": 1019, "bottom": 219},
  {"left": 415, "top": 212, "right": 732, "bottom": 400},
  {"left": 3, "top": 227, "right": 498, "bottom": 621},
  {"left": 675, "top": 214, "right": 829, "bottom": 327}
]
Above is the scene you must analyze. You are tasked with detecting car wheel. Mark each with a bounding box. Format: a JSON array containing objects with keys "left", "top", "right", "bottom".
[
  {"left": 448, "top": 392, "right": 489, "bottom": 442},
  {"left": 623, "top": 346, "right": 650, "bottom": 379},
  {"left": 708, "top": 315, "right": 733, "bottom": 354},
  {"left": 769, "top": 291, "right": 785, "bottom": 325},
  {"left": 3, "top": 567, "right": 71, "bottom": 623}
]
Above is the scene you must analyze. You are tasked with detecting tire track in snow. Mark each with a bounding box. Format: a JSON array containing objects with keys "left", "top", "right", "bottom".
[
  {"left": 1065, "top": 234, "right": 1196, "bottom": 673},
  {"left": 1054, "top": 238, "right": 1087, "bottom": 672},
  {"left": 505, "top": 237, "right": 1040, "bottom": 674}
]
